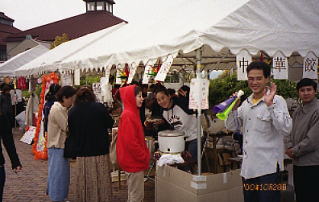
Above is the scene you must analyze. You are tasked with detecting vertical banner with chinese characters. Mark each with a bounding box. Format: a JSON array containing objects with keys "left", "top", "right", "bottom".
[
  {"left": 273, "top": 51, "right": 288, "bottom": 79},
  {"left": 127, "top": 62, "right": 139, "bottom": 84},
  {"left": 189, "top": 78, "right": 209, "bottom": 110},
  {"left": 236, "top": 50, "right": 252, "bottom": 80},
  {"left": 155, "top": 55, "right": 174, "bottom": 82},
  {"left": 142, "top": 59, "right": 157, "bottom": 84},
  {"left": 303, "top": 52, "right": 318, "bottom": 79}
]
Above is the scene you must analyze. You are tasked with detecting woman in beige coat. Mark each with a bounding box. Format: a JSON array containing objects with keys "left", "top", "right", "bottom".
[{"left": 47, "top": 86, "right": 76, "bottom": 202}]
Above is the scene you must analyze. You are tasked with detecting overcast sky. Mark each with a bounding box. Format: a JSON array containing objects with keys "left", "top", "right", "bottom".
[{"left": 1, "top": 0, "right": 181, "bottom": 30}]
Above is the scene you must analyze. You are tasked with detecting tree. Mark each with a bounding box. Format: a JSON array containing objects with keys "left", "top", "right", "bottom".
[{"left": 50, "top": 33, "right": 69, "bottom": 49}]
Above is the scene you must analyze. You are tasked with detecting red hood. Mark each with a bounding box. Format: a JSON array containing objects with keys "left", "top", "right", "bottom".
[
  {"left": 119, "top": 85, "right": 139, "bottom": 115},
  {"left": 117, "top": 84, "right": 150, "bottom": 172}
]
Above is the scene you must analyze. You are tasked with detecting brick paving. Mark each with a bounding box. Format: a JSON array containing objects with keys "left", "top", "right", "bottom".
[{"left": 3, "top": 129, "right": 155, "bottom": 202}]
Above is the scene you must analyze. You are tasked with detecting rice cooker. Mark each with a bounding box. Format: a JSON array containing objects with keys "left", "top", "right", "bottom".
[{"left": 158, "top": 130, "right": 185, "bottom": 153}]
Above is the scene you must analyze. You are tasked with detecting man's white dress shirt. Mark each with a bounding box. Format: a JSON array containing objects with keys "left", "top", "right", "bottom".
[{"left": 226, "top": 94, "right": 292, "bottom": 179}]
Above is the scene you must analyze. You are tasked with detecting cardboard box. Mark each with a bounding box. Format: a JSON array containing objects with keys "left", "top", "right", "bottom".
[{"left": 156, "top": 165, "right": 244, "bottom": 202}]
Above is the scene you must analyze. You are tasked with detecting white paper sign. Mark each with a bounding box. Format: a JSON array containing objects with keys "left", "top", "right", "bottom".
[
  {"left": 104, "top": 65, "right": 112, "bottom": 84},
  {"left": 20, "top": 126, "right": 36, "bottom": 144},
  {"left": 155, "top": 55, "right": 174, "bottom": 82},
  {"left": 115, "top": 65, "right": 124, "bottom": 85},
  {"left": 127, "top": 62, "right": 139, "bottom": 84},
  {"left": 74, "top": 69, "right": 81, "bottom": 85},
  {"left": 142, "top": 59, "right": 157, "bottom": 84},
  {"left": 236, "top": 50, "right": 252, "bottom": 80},
  {"left": 92, "top": 82, "right": 102, "bottom": 102},
  {"left": 189, "top": 78, "right": 209, "bottom": 110},
  {"left": 100, "top": 77, "right": 113, "bottom": 103},
  {"left": 303, "top": 52, "right": 318, "bottom": 79},
  {"left": 61, "top": 73, "right": 73, "bottom": 86},
  {"left": 273, "top": 52, "right": 288, "bottom": 79}
]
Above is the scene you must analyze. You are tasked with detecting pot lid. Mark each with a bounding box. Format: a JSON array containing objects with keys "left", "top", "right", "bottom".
[{"left": 158, "top": 130, "right": 184, "bottom": 137}]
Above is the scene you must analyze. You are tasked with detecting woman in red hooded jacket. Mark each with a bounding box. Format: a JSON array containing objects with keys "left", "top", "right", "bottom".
[{"left": 116, "top": 85, "right": 150, "bottom": 202}]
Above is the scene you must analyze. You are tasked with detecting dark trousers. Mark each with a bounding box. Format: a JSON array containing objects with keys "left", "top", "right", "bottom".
[
  {"left": 242, "top": 172, "right": 281, "bottom": 202},
  {"left": 0, "top": 166, "right": 5, "bottom": 202},
  {"left": 293, "top": 165, "right": 319, "bottom": 202},
  {"left": 185, "top": 139, "right": 198, "bottom": 162}
]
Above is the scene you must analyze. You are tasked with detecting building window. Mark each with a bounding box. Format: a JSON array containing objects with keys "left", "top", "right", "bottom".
[
  {"left": 96, "top": 2, "right": 104, "bottom": 11},
  {"left": 105, "top": 3, "right": 109, "bottom": 11},
  {"left": 0, "top": 46, "right": 7, "bottom": 61},
  {"left": 87, "top": 2, "right": 95, "bottom": 11},
  {"left": 0, "top": 19, "right": 13, "bottom": 26}
]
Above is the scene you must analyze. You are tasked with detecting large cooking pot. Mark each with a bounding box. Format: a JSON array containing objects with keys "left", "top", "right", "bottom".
[{"left": 158, "top": 130, "right": 185, "bottom": 153}]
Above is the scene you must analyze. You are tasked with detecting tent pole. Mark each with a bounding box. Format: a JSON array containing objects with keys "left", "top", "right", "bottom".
[{"left": 196, "top": 48, "right": 202, "bottom": 175}]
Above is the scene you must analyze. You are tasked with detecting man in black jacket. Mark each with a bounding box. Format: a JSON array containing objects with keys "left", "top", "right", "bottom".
[{"left": 0, "top": 84, "right": 22, "bottom": 201}]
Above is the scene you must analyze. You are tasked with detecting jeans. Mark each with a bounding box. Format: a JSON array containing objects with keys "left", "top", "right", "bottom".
[
  {"left": 0, "top": 166, "right": 5, "bottom": 202},
  {"left": 186, "top": 139, "right": 198, "bottom": 162}
]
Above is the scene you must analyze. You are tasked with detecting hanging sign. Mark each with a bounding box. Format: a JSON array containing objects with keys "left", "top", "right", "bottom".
[
  {"left": 303, "top": 52, "right": 318, "bottom": 79},
  {"left": 142, "top": 59, "right": 157, "bottom": 84},
  {"left": 155, "top": 55, "right": 174, "bottom": 82},
  {"left": 61, "top": 73, "right": 73, "bottom": 86},
  {"left": 189, "top": 78, "right": 209, "bottom": 110},
  {"left": 100, "top": 77, "right": 113, "bottom": 103},
  {"left": 272, "top": 51, "right": 288, "bottom": 79},
  {"left": 74, "top": 69, "right": 81, "bottom": 85},
  {"left": 103, "top": 65, "right": 112, "bottom": 84},
  {"left": 236, "top": 50, "right": 252, "bottom": 80},
  {"left": 127, "top": 62, "right": 139, "bottom": 84},
  {"left": 115, "top": 64, "right": 124, "bottom": 84},
  {"left": 92, "top": 82, "right": 102, "bottom": 102}
]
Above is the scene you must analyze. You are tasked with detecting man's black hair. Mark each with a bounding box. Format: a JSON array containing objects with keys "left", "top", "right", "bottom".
[
  {"left": 296, "top": 78, "right": 317, "bottom": 91},
  {"left": 246, "top": 61, "right": 271, "bottom": 78}
]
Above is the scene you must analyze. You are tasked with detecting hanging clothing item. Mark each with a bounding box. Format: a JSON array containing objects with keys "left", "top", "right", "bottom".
[
  {"left": 17, "top": 77, "right": 27, "bottom": 90},
  {"left": 9, "top": 89, "right": 22, "bottom": 105},
  {"left": 25, "top": 94, "right": 39, "bottom": 126}
]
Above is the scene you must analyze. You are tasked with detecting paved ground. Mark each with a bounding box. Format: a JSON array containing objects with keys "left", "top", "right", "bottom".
[{"left": 3, "top": 129, "right": 155, "bottom": 202}]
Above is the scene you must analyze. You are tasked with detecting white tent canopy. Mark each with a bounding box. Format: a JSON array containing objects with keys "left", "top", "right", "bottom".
[
  {"left": 15, "top": 23, "right": 125, "bottom": 76},
  {"left": 0, "top": 44, "right": 49, "bottom": 77},
  {"left": 15, "top": 0, "right": 319, "bottom": 76}
]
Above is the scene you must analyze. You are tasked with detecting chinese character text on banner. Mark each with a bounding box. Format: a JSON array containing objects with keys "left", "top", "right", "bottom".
[
  {"left": 303, "top": 52, "right": 318, "bottom": 80},
  {"left": 272, "top": 51, "right": 288, "bottom": 80},
  {"left": 189, "top": 78, "right": 209, "bottom": 110},
  {"left": 236, "top": 50, "right": 252, "bottom": 80}
]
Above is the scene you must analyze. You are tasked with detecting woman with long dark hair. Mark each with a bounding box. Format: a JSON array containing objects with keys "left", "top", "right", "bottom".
[
  {"left": 43, "top": 84, "right": 61, "bottom": 134},
  {"left": 154, "top": 88, "right": 198, "bottom": 162},
  {"left": 65, "top": 87, "right": 114, "bottom": 202}
]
